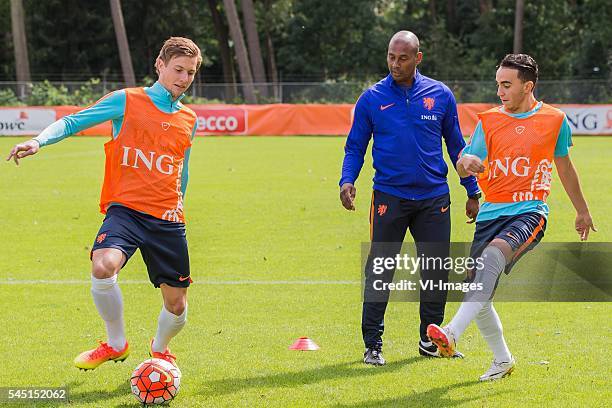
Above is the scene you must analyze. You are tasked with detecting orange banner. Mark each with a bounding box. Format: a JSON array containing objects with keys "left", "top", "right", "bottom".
[
  {"left": 1, "top": 103, "right": 606, "bottom": 137},
  {"left": 56, "top": 103, "right": 494, "bottom": 137},
  {"left": 457, "top": 103, "right": 495, "bottom": 138},
  {"left": 192, "top": 104, "right": 355, "bottom": 136}
]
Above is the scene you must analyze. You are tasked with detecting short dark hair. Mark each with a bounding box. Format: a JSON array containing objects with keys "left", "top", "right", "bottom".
[{"left": 499, "top": 54, "right": 538, "bottom": 85}]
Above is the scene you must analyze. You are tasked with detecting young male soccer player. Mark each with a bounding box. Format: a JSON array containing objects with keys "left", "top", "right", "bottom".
[
  {"left": 7, "top": 37, "right": 202, "bottom": 370},
  {"left": 426, "top": 54, "right": 596, "bottom": 381}
]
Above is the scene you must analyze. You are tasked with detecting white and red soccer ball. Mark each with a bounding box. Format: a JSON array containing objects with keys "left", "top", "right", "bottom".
[{"left": 130, "top": 358, "right": 181, "bottom": 405}]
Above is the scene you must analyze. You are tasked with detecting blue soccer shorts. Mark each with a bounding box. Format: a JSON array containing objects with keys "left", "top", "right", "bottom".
[
  {"left": 469, "top": 211, "right": 546, "bottom": 275},
  {"left": 91, "top": 205, "right": 191, "bottom": 288}
]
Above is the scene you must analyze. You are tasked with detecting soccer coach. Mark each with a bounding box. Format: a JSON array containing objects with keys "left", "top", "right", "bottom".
[{"left": 339, "top": 31, "right": 481, "bottom": 365}]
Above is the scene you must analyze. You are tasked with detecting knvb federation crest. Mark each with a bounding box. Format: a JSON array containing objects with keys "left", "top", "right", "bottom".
[
  {"left": 423, "top": 97, "right": 435, "bottom": 111},
  {"left": 377, "top": 204, "right": 388, "bottom": 216}
]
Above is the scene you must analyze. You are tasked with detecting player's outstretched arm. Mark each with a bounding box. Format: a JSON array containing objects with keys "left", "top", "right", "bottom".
[
  {"left": 6, "top": 90, "right": 126, "bottom": 167},
  {"left": 6, "top": 139, "right": 40, "bottom": 165},
  {"left": 554, "top": 155, "right": 597, "bottom": 241}
]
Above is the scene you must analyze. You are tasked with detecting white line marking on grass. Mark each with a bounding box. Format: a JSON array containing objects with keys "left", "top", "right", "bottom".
[{"left": 0, "top": 279, "right": 360, "bottom": 285}]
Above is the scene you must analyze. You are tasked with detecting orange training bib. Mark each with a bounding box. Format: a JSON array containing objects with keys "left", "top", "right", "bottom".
[
  {"left": 477, "top": 103, "right": 564, "bottom": 203},
  {"left": 99, "top": 88, "right": 196, "bottom": 223}
]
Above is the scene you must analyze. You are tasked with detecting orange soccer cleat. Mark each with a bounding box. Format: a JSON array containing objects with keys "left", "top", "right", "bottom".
[
  {"left": 149, "top": 339, "right": 177, "bottom": 367},
  {"left": 426, "top": 324, "right": 456, "bottom": 358},
  {"left": 74, "top": 341, "right": 130, "bottom": 370}
]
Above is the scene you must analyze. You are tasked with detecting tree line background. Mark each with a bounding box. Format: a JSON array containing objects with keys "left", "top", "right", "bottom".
[{"left": 1, "top": 0, "right": 610, "bottom": 104}]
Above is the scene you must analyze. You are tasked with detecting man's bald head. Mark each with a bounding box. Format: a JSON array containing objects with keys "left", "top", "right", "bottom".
[
  {"left": 389, "top": 31, "right": 420, "bottom": 55},
  {"left": 387, "top": 31, "right": 422, "bottom": 86}
]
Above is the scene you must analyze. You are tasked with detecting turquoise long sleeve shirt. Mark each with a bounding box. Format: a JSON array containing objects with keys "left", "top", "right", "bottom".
[{"left": 34, "top": 81, "right": 197, "bottom": 196}]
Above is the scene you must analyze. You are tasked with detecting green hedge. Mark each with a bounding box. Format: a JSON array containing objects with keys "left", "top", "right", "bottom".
[{"left": 0, "top": 79, "right": 104, "bottom": 106}]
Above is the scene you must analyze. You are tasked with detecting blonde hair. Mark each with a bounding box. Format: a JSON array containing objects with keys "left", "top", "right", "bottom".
[{"left": 156, "top": 37, "right": 202, "bottom": 72}]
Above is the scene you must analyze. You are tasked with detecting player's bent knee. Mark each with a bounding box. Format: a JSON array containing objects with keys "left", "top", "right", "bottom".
[
  {"left": 164, "top": 299, "right": 186, "bottom": 316},
  {"left": 488, "top": 239, "right": 513, "bottom": 263},
  {"left": 160, "top": 283, "right": 187, "bottom": 315},
  {"left": 165, "top": 303, "right": 185, "bottom": 316},
  {"left": 91, "top": 261, "right": 115, "bottom": 279},
  {"left": 476, "top": 301, "right": 492, "bottom": 318},
  {"left": 91, "top": 249, "right": 124, "bottom": 279},
  {"left": 477, "top": 246, "right": 507, "bottom": 278}
]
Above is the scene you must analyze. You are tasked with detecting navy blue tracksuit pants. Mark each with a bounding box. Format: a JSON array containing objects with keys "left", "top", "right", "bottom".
[{"left": 362, "top": 190, "right": 451, "bottom": 348}]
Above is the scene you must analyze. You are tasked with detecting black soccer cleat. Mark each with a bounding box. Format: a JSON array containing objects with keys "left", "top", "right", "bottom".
[
  {"left": 363, "top": 347, "right": 386, "bottom": 366},
  {"left": 418, "top": 340, "right": 464, "bottom": 359}
]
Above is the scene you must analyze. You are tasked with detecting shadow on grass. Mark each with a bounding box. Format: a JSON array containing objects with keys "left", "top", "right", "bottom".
[
  {"left": 337, "top": 380, "right": 511, "bottom": 407},
  {"left": 197, "top": 357, "right": 420, "bottom": 397},
  {"left": 64, "top": 379, "right": 130, "bottom": 405}
]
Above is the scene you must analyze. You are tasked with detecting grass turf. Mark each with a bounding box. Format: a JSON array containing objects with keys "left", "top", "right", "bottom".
[{"left": 0, "top": 136, "right": 610, "bottom": 407}]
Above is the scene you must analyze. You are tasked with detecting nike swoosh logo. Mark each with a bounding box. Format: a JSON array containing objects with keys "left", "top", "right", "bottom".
[
  {"left": 441, "top": 206, "right": 449, "bottom": 213},
  {"left": 380, "top": 103, "right": 395, "bottom": 111},
  {"left": 178, "top": 275, "right": 190, "bottom": 282}
]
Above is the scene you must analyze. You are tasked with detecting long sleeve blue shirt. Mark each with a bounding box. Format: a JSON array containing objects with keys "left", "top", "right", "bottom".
[
  {"left": 340, "top": 71, "right": 479, "bottom": 200},
  {"left": 34, "top": 81, "right": 197, "bottom": 196}
]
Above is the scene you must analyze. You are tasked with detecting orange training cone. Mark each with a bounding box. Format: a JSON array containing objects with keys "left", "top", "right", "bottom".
[{"left": 289, "top": 337, "right": 320, "bottom": 351}]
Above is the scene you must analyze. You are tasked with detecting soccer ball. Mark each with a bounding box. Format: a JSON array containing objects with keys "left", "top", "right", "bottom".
[{"left": 130, "top": 358, "right": 181, "bottom": 405}]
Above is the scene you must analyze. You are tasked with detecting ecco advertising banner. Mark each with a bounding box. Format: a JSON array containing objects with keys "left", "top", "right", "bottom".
[
  {"left": 192, "top": 106, "right": 248, "bottom": 134},
  {"left": 1, "top": 104, "right": 611, "bottom": 136}
]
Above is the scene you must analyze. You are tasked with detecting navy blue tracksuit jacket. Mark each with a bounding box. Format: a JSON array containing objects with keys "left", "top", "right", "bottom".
[{"left": 340, "top": 70, "right": 478, "bottom": 199}]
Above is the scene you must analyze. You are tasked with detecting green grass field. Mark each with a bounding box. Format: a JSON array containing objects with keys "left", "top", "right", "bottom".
[{"left": 0, "top": 136, "right": 610, "bottom": 407}]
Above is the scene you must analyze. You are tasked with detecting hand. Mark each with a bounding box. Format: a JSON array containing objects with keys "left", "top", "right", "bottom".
[
  {"left": 6, "top": 139, "right": 40, "bottom": 165},
  {"left": 465, "top": 197, "right": 479, "bottom": 224},
  {"left": 340, "top": 183, "right": 356, "bottom": 211},
  {"left": 575, "top": 211, "right": 597, "bottom": 241},
  {"left": 458, "top": 154, "right": 485, "bottom": 177}
]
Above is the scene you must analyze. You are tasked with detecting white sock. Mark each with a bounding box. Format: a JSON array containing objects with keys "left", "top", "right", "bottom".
[
  {"left": 475, "top": 302, "right": 512, "bottom": 362},
  {"left": 447, "top": 300, "right": 487, "bottom": 341},
  {"left": 152, "top": 305, "right": 187, "bottom": 353},
  {"left": 91, "top": 275, "right": 126, "bottom": 351},
  {"left": 447, "top": 245, "right": 507, "bottom": 341}
]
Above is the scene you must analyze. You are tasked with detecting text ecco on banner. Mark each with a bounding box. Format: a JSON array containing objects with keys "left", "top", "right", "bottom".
[{"left": 193, "top": 107, "right": 247, "bottom": 134}]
